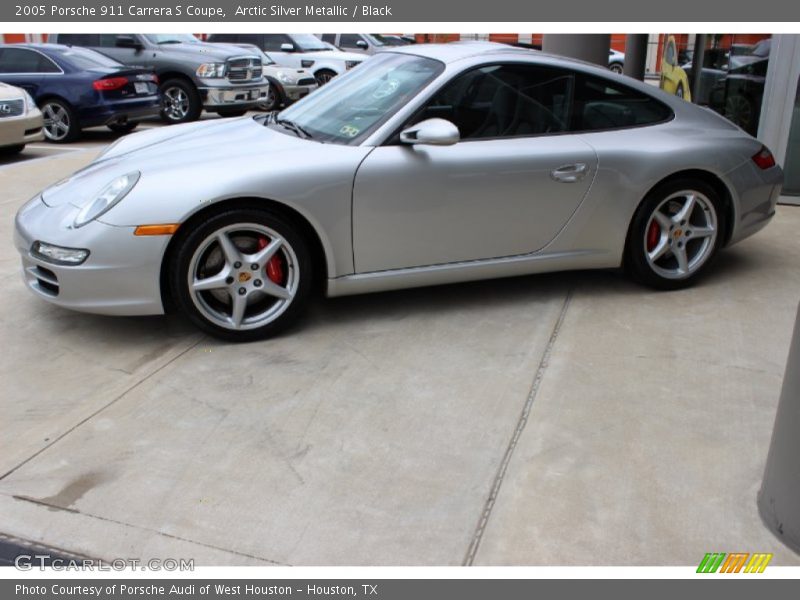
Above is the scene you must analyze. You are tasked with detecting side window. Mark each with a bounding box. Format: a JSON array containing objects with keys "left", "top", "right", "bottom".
[
  {"left": 0, "top": 48, "right": 59, "bottom": 74},
  {"left": 264, "top": 34, "right": 291, "bottom": 52},
  {"left": 208, "top": 34, "right": 237, "bottom": 43},
  {"left": 54, "top": 34, "right": 99, "bottom": 46},
  {"left": 417, "top": 64, "right": 574, "bottom": 140},
  {"left": 236, "top": 34, "right": 260, "bottom": 47},
  {"left": 572, "top": 75, "right": 673, "bottom": 131},
  {"left": 320, "top": 34, "right": 336, "bottom": 44},
  {"left": 97, "top": 35, "right": 130, "bottom": 48},
  {"left": 339, "top": 34, "right": 364, "bottom": 49}
]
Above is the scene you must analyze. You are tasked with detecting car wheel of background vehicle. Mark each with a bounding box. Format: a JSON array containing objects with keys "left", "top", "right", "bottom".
[
  {"left": 676, "top": 83, "right": 685, "bottom": 99},
  {"left": 609, "top": 62, "right": 624, "bottom": 74},
  {"left": 216, "top": 109, "right": 248, "bottom": 118},
  {"left": 314, "top": 69, "right": 337, "bottom": 86},
  {"left": 107, "top": 121, "right": 139, "bottom": 134},
  {"left": 625, "top": 179, "right": 724, "bottom": 290},
  {"left": 41, "top": 99, "right": 79, "bottom": 143},
  {"left": 0, "top": 144, "right": 24, "bottom": 155},
  {"left": 170, "top": 208, "right": 313, "bottom": 342},
  {"left": 160, "top": 79, "right": 201, "bottom": 124},
  {"left": 258, "top": 84, "right": 282, "bottom": 111},
  {"left": 724, "top": 94, "right": 755, "bottom": 133}
]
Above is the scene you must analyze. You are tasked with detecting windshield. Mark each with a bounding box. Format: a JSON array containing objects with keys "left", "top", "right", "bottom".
[
  {"left": 292, "top": 34, "right": 331, "bottom": 52},
  {"left": 51, "top": 46, "right": 122, "bottom": 69},
  {"left": 145, "top": 34, "right": 200, "bottom": 45},
  {"left": 275, "top": 53, "right": 444, "bottom": 145}
]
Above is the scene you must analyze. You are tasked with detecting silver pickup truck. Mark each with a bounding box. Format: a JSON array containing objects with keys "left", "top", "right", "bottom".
[{"left": 49, "top": 33, "right": 270, "bottom": 123}]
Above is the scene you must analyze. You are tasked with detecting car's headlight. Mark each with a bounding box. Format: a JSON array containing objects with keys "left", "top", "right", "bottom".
[
  {"left": 276, "top": 71, "right": 295, "bottom": 84},
  {"left": 21, "top": 90, "right": 37, "bottom": 113},
  {"left": 196, "top": 63, "right": 226, "bottom": 78},
  {"left": 74, "top": 172, "right": 140, "bottom": 228}
]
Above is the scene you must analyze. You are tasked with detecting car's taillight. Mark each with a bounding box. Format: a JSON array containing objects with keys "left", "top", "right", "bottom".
[
  {"left": 93, "top": 77, "right": 128, "bottom": 91},
  {"left": 752, "top": 146, "right": 776, "bottom": 170}
]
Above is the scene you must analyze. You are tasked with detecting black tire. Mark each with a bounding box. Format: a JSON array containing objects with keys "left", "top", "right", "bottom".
[
  {"left": 107, "top": 121, "right": 139, "bottom": 134},
  {"left": 625, "top": 179, "right": 726, "bottom": 290},
  {"left": 41, "top": 99, "right": 80, "bottom": 143},
  {"left": 0, "top": 144, "right": 24, "bottom": 156},
  {"left": 216, "top": 109, "right": 248, "bottom": 118},
  {"left": 258, "top": 81, "right": 283, "bottom": 111},
  {"left": 314, "top": 69, "right": 337, "bottom": 86},
  {"left": 170, "top": 208, "right": 313, "bottom": 342},
  {"left": 160, "top": 78, "right": 202, "bottom": 124},
  {"left": 609, "top": 62, "right": 624, "bottom": 74}
]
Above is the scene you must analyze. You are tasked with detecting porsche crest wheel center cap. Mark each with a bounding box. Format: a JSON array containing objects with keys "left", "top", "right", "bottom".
[{"left": 238, "top": 272, "right": 252, "bottom": 283}]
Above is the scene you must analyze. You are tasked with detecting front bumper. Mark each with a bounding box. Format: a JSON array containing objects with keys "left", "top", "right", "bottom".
[
  {"left": 14, "top": 197, "right": 168, "bottom": 316},
  {"left": 282, "top": 82, "right": 318, "bottom": 102},
  {"left": 0, "top": 109, "right": 44, "bottom": 148},
  {"left": 198, "top": 79, "right": 270, "bottom": 110}
]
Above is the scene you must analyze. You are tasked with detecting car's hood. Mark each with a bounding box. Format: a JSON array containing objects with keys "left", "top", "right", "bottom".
[
  {"left": 0, "top": 81, "right": 25, "bottom": 99},
  {"left": 155, "top": 41, "right": 259, "bottom": 61},
  {"left": 301, "top": 49, "right": 364, "bottom": 62},
  {"left": 40, "top": 118, "right": 312, "bottom": 208}
]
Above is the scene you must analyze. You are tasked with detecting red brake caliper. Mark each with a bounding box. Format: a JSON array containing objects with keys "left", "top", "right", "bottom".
[
  {"left": 646, "top": 220, "right": 660, "bottom": 252},
  {"left": 257, "top": 236, "right": 284, "bottom": 284}
]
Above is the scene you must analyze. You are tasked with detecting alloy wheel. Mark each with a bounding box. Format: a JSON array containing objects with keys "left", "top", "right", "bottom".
[
  {"left": 187, "top": 223, "right": 299, "bottom": 331},
  {"left": 42, "top": 102, "right": 71, "bottom": 141},
  {"left": 643, "top": 190, "right": 718, "bottom": 279},
  {"left": 162, "top": 86, "right": 190, "bottom": 121}
]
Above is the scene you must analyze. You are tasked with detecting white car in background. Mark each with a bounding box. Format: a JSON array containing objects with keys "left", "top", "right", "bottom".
[
  {"left": 318, "top": 33, "right": 413, "bottom": 55},
  {"left": 609, "top": 49, "right": 626, "bottom": 73},
  {"left": 207, "top": 33, "right": 364, "bottom": 86},
  {"left": 0, "top": 82, "right": 43, "bottom": 155}
]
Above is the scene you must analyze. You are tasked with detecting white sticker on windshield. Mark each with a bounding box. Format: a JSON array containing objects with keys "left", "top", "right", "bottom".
[{"left": 340, "top": 125, "right": 360, "bottom": 138}]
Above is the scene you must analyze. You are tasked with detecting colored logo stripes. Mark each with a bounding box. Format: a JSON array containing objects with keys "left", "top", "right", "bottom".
[{"left": 697, "top": 552, "right": 773, "bottom": 573}]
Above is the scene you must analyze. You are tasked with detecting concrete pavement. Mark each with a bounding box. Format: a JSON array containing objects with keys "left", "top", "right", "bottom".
[{"left": 1, "top": 136, "right": 799, "bottom": 566}]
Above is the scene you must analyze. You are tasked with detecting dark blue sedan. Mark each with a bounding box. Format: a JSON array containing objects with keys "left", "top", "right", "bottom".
[{"left": 0, "top": 44, "right": 160, "bottom": 142}]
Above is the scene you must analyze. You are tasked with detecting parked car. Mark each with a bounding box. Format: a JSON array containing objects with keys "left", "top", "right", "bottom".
[
  {"left": 14, "top": 42, "right": 782, "bottom": 341},
  {"left": 217, "top": 43, "right": 318, "bottom": 111},
  {"left": 206, "top": 34, "right": 363, "bottom": 86},
  {"left": 0, "top": 81, "right": 43, "bottom": 154},
  {"left": 0, "top": 44, "right": 159, "bottom": 142},
  {"left": 318, "top": 33, "right": 412, "bottom": 55},
  {"left": 608, "top": 48, "right": 625, "bottom": 73},
  {"left": 49, "top": 33, "right": 269, "bottom": 123},
  {"left": 660, "top": 35, "right": 692, "bottom": 100}
]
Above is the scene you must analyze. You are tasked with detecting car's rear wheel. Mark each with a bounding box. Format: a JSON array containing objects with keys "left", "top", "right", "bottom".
[
  {"left": 625, "top": 179, "right": 724, "bottom": 290},
  {"left": 258, "top": 84, "right": 282, "bottom": 111},
  {"left": 160, "top": 79, "right": 202, "bottom": 124},
  {"left": 41, "top": 99, "right": 80, "bottom": 143},
  {"left": 609, "top": 62, "right": 624, "bottom": 74},
  {"left": 171, "top": 208, "right": 312, "bottom": 341}
]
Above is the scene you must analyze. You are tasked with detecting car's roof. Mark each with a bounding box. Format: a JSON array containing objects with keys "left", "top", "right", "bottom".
[{"left": 4, "top": 43, "right": 68, "bottom": 53}]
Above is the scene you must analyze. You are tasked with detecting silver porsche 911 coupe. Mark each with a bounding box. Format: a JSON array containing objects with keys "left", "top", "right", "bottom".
[{"left": 14, "top": 42, "right": 783, "bottom": 341}]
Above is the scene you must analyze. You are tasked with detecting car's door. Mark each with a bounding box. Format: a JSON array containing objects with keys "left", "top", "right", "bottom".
[
  {"left": 95, "top": 34, "right": 151, "bottom": 69},
  {"left": 264, "top": 34, "right": 299, "bottom": 68},
  {"left": 0, "top": 47, "right": 60, "bottom": 96},
  {"left": 352, "top": 63, "right": 598, "bottom": 273}
]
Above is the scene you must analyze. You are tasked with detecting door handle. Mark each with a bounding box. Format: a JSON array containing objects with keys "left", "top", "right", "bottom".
[{"left": 550, "top": 163, "right": 588, "bottom": 183}]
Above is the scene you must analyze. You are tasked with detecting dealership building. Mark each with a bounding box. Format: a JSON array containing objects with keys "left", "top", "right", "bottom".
[{"left": 2, "top": 31, "right": 797, "bottom": 201}]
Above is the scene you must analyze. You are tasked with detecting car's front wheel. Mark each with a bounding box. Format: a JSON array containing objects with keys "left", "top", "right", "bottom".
[
  {"left": 314, "top": 69, "right": 337, "bottom": 86},
  {"left": 609, "top": 62, "right": 624, "bottom": 74},
  {"left": 170, "top": 208, "right": 312, "bottom": 341},
  {"left": 160, "top": 79, "right": 202, "bottom": 124},
  {"left": 625, "top": 180, "right": 724, "bottom": 290},
  {"left": 41, "top": 99, "right": 80, "bottom": 143}
]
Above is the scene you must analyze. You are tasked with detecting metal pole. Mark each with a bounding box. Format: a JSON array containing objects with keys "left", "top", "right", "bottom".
[
  {"left": 623, "top": 34, "right": 649, "bottom": 80},
  {"left": 758, "top": 302, "right": 800, "bottom": 555},
  {"left": 542, "top": 34, "right": 611, "bottom": 67},
  {"left": 690, "top": 34, "right": 707, "bottom": 103}
]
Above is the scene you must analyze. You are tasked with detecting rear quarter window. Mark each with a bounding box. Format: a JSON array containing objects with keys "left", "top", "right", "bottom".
[{"left": 572, "top": 74, "right": 673, "bottom": 132}]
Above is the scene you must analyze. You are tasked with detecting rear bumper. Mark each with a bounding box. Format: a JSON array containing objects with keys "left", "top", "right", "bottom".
[
  {"left": 726, "top": 160, "right": 784, "bottom": 246},
  {"left": 78, "top": 98, "right": 161, "bottom": 128},
  {"left": 0, "top": 109, "right": 44, "bottom": 147}
]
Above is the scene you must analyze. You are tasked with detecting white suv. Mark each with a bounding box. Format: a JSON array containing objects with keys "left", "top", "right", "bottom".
[{"left": 207, "top": 34, "right": 364, "bottom": 86}]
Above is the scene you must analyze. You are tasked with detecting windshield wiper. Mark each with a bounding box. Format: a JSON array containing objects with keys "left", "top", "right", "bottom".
[
  {"left": 276, "top": 117, "right": 313, "bottom": 139},
  {"left": 157, "top": 40, "right": 183, "bottom": 44}
]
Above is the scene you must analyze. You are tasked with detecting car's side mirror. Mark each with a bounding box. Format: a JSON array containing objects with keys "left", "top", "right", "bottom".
[
  {"left": 280, "top": 43, "right": 296, "bottom": 52},
  {"left": 399, "top": 118, "right": 460, "bottom": 146},
  {"left": 116, "top": 35, "right": 143, "bottom": 50},
  {"left": 356, "top": 40, "right": 369, "bottom": 49}
]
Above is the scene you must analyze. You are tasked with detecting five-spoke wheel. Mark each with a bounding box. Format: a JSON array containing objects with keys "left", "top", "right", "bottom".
[
  {"left": 171, "top": 209, "right": 312, "bottom": 341},
  {"left": 626, "top": 180, "right": 724, "bottom": 289},
  {"left": 42, "top": 99, "right": 79, "bottom": 143}
]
